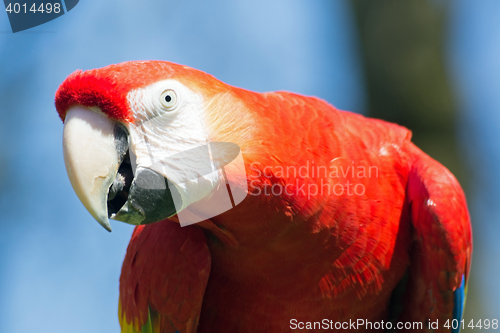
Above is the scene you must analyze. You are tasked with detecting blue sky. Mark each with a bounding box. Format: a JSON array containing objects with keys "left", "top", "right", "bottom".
[
  {"left": 0, "top": 1, "right": 498, "bottom": 332},
  {"left": 449, "top": 0, "right": 500, "bottom": 317}
]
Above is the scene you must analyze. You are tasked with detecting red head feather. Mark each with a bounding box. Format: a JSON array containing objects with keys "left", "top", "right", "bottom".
[{"left": 55, "top": 61, "right": 225, "bottom": 123}]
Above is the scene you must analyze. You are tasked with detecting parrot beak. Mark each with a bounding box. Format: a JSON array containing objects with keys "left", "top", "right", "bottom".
[
  {"left": 62, "top": 106, "right": 128, "bottom": 232},
  {"left": 62, "top": 105, "right": 179, "bottom": 231}
]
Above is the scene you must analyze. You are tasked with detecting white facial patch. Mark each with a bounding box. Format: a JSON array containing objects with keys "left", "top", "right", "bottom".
[{"left": 125, "top": 79, "right": 222, "bottom": 214}]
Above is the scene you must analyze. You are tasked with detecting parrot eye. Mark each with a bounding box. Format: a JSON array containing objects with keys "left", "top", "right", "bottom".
[{"left": 160, "top": 89, "right": 177, "bottom": 110}]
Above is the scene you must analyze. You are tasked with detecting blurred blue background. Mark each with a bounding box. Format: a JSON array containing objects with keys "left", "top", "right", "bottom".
[{"left": 0, "top": 0, "right": 498, "bottom": 332}]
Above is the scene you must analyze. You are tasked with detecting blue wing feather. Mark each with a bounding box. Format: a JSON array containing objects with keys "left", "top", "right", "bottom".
[{"left": 451, "top": 275, "right": 466, "bottom": 333}]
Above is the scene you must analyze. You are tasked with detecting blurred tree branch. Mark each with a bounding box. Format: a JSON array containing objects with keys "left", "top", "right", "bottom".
[
  {"left": 351, "top": 0, "right": 465, "bottom": 184},
  {"left": 350, "top": 0, "right": 479, "bottom": 329}
]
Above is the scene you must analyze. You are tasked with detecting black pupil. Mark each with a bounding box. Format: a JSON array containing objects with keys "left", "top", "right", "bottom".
[{"left": 165, "top": 95, "right": 172, "bottom": 103}]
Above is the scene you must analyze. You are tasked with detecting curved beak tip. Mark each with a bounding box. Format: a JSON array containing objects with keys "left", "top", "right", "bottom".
[
  {"left": 97, "top": 217, "right": 112, "bottom": 232},
  {"left": 63, "top": 105, "right": 120, "bottom": 233}
]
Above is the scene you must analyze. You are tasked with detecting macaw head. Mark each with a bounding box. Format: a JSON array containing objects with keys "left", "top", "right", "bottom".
[{"left": 55, "top": 61, "right": 253, "bottom": 231}]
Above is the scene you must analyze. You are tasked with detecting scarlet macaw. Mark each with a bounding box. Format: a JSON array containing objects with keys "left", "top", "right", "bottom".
[{"left": 55, "top": 61, "right": 472, "bottom": 332}]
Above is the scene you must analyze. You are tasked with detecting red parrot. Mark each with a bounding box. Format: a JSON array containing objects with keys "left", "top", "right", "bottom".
[{"left": 55, "top": 61, "right": 472, "bottom": 333}]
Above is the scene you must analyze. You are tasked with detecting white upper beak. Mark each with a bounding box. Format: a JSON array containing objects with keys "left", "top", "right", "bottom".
[{"left": 62, "top": 106, "right": 121, "bottom": 231}]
